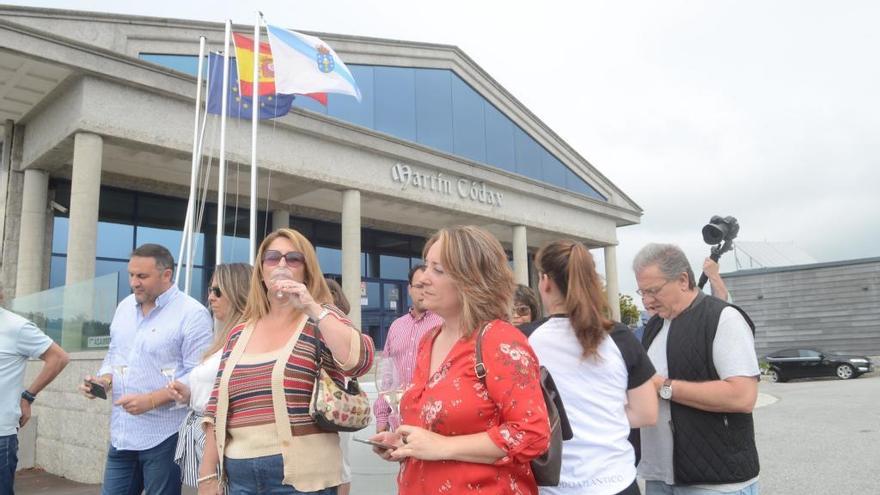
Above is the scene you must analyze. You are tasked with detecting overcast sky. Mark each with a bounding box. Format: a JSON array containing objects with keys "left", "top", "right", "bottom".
[{"left": 11, "top": 0, "right": 880, "bottom": 304}]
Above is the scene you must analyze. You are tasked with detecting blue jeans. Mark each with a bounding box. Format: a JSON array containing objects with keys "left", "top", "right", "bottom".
[
  {"left": 646, "top": 480, "right": 759, "bottom": 495},
  {"left": 0, "top": 434, "right": 18, "bottom": 495},
  {"left": 101, "top": 433, "right": 181, "bottom": 495},
  {"left": 225, "top": 455, "right": 338, "bottom": 495}
]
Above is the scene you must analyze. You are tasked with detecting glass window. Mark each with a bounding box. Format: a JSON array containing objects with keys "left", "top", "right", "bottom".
[
  {"left": 316, "top": 246, "right": 342, "bottom": 275},
  {"left": 52, "top": 217, "right": 69, "bottom": 254},
  {"left": 179, "top": 267, "right": 205, "bottom": 303},
  {"left": 139, "top": 54, "right": 202, "bottom": 77},
  {"left": 97, "top": 222, "right": 135, "bottom": 259},
  {"left": 484, "top": 103, "right": 516, "bottom": 173},
  {"left": 95, "top": 259, "right": 131, "bottom": 302},
  {"left": 542, "top": 153, "right": 568, "bottom": 188},
  {"left": 49, "top": 255, "right": 66, "bottom": 288},
  {"left": 379, "top": 255, "right": 410, "bottom": 281},
  {"left": 514, "top": 127, "right": 542, "bottom": 180},
  {"left": 99, "top": 189, "right": 135, "bottom": 224},
  {"left": 138, "top": 195, "right": 186, "bottom": 230},
  {"left": 328, "top": 65, "right": 374, "bottom": 128},
  {"left": 565, "top": 168, "right": 604, "bottom": 200},
  {"left": 362, "top": 281, "right": 381, "bottom": 310},
  {"left": 451, "top": 76, "right": 486, "bottom": 163},
  {"left": 415, "top": 69, "right": 453, "bottom": 153},
  {"left": 799, "top": 349, "right": 822, "bottom": 358},
  {"left": 374, "top": 66, "right": 416, "bottom": 142},
  {"left": 137, "top": 226, "right": 205, "bottom": 265},
  {"left": 222, "top": 236, "right": 252, "bottom": 264},
  {"left": 292, "top": 93, "right": 329, "bottom": 115},
  {"left": 383, "top": 283, "right": 403, "bottom": 312}
]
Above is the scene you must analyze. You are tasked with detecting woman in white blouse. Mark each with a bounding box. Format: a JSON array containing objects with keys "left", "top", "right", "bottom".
[{"left": 168, "top": 263, "right": 252, "bottom": 488}]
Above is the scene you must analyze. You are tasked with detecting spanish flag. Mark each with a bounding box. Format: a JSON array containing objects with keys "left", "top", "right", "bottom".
[{"left": 232, "top": 33, "right": 327, "bottom": 105}]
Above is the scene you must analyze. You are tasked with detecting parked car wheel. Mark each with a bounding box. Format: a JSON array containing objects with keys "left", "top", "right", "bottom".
[
  {"left": 836, "top": 364, "right": 855, "bottom": 380},
  {"left": 766, "top": 368, "right": 782, "bottom": 383}
]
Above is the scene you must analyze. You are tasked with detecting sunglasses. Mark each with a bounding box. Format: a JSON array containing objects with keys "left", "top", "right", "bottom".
[
  {"left": 209, "top": 286, "right": 222, "bottom": 298},
  {"left": 513, "top": 305, "right": 531, "bottom": 317},
  {"left": 262, "top": 250, "right": 306, "bottom": 267}
]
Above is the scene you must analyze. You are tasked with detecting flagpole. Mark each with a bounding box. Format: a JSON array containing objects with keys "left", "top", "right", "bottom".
[
  {"left": 179, "top": 36, "right": 207, "bottom": 294},
  {"left": 249, "top": 12, "right": 262, "bottom": 263},
  {"left": 216, "top": 20, "right": 232, "bottom": 265}
]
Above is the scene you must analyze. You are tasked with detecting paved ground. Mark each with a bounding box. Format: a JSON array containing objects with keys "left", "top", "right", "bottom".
[{"left": 16, "top": 372, "right": 878, "bottom": 494}]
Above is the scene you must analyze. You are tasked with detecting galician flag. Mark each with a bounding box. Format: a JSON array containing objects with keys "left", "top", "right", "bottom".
[
  {"left": 232, "top": 32, "right": 328, "bottom": 105},
  {"left": 265, "top": 24, "right": 361, "bottom": 101}
]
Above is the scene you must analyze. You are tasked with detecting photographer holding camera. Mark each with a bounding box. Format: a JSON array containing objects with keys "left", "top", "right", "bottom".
[{"left": 633, "top": 242, "right": 760, "bottom": 495}]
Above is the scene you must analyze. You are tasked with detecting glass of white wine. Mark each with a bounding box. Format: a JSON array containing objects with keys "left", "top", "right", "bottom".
[
  {"left": 160, "top": 363, "right": 184, "bottom": 410},
  {"left": 375, "top": 354, "right": 404, "bottom": 430}
]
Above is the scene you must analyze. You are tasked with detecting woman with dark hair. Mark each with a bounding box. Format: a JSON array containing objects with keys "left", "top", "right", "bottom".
[
  {"left": 197, "top": 228, "right": 374, "bottom": 495},
  {"left": 169, "top": 262, "right": 253, "bottom": 488},
  {"left": 512, "top": 284, "right": 540, "bottom": 326},
  {"left": 370, "top": 225, "right": 550, "bottom": 494},
  {"left": 529, "top": 240, "right": 657, "bottom": 495}
]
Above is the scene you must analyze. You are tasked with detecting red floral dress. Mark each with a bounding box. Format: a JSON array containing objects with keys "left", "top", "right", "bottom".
[{"left": 397, "top": 320, "right": 551, "bottom": 494}]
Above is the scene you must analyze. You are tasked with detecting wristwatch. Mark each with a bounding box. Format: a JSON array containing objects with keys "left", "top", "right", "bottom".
[
  {"left": 21, "top": 390, "right": 37, "bottom": 403},
  {"left": 312, "top": 308, "right": 331, "bottom": 325},
  {"left": 659, "top": 379, "right": 673, "bottom": 400}
]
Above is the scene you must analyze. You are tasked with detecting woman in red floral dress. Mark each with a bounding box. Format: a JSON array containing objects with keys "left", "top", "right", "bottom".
[{"left": 371, "top": 225, "right": 551, "bottom": 494}]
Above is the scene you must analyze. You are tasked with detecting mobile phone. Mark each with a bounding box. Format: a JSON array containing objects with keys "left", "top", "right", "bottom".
[
  {"left": 352, "top": 437, "right": 396, "bottom": 450},
  {"left": 85, "top": 380, "right": 107, "bottom": 400}
]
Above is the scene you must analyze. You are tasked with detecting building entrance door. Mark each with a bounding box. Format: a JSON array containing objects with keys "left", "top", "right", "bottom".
[{"left": 360, "top": 278, "right": 410, "bottom": 350}]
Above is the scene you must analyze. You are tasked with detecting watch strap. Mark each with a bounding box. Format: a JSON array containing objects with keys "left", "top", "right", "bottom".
[{"left": 21, "top": 390, "right": 37, "bottom": 403}]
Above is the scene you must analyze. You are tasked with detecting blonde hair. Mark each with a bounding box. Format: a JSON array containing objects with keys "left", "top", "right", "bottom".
[
  {"left": 536, "top": 239, "right": 613, "bottom": 358},
  {"left": 203, "top": 263, "right": 253, "bottom": 360},
  {"left": 243, "top": 228, "right": 332, "bottom": 322},
  {"left": 423, "top": 226, "right": 514, "bottom": 337}
]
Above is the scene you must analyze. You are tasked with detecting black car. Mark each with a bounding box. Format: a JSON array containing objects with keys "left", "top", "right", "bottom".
[{"left": 762, "top": 348, "right": 874, "bottom": 382}]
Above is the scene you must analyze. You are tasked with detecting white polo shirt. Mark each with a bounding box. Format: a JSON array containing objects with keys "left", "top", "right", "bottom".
[{"left": 0, "top": 308, "right": 53, "bottom": 436}]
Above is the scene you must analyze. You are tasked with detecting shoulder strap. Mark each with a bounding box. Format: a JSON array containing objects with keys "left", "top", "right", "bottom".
[{"left": 474, "top": 322, "right": 492, "bottom": 383}]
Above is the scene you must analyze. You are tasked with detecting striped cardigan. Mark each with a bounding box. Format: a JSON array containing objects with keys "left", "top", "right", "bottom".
[{"left": 204, "top": 305, "right": 374, "bottom": 491}]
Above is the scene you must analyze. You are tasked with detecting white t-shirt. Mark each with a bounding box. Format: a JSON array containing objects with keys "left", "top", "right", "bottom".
[
  {"left": 638, "top": 307, "right": 760, "bottom": 491},
  {"left": 0, "top": 309, "right": 53, "bottom": 435},
  {"left": 187, "top": 350, "right": 221, "bottom": 413},
  {"left": 530, "top": 318, "right": 655, "bottom": 495}
]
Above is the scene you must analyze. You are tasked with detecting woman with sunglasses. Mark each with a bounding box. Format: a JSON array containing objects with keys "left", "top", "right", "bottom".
[
  {"left": 198, "top": 229, "right": 374, "bottom": 495},
  {"left": 370, "top": 225, "right": 550, "bottom": 494},
  {"left": 528, "top": 240, "right": 658, "bottom": 495},
  {"left": 168, "top": 263, "right": 253, "bottom": 489}
]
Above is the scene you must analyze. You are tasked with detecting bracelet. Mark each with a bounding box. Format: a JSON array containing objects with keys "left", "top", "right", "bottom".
[
  {"left": 197, "top": 473, "right": 219, "bottom": 484},
  {"left": 149, "top": 393, "right": 157, "bottom": 410}
]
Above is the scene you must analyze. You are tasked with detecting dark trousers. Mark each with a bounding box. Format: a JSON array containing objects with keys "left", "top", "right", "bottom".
[
  {"left": 101, "top": 433, "right": 181, "bottom": 495},
  {"left": 0, "top": 434, "right": 18, "bottom": 495}
]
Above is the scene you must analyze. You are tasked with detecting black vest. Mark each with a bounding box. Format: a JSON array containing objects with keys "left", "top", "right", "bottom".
[{"left": 643, "top": 292, "right": 760, "bottom": 484}]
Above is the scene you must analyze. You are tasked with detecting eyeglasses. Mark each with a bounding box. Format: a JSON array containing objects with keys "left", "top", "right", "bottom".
[
  {"left": 513, "top": 305, "right": 531, "bottom": 317},
  {"left": 262, "top": 250, "right": 305, "bottom": 267},
  {"left": 636, "top": 279, "right": 673, "bottom": 298},
  {"left": 209, "top": 286, "right": 222, "bottom": 298}
]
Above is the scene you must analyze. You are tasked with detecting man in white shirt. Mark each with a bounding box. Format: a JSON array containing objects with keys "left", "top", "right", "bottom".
[{"left": 633, "top": 243, "right": 760, "bottom": 495}]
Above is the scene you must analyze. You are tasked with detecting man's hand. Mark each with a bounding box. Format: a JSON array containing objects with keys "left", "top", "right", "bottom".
[
  {"left": 19, "top": 398, "right": 32, "bottom": 428},
  {"left": 703, "top": 258, "right": 721, "bottom": 279},
  {"left": 115, "top": 393, "right": 155, "bottom": 415},
  {"left": 78, "top": 374, "right": 111, "bottom": 399},
  {"left": 197, "top": 478, "right": 222, "bottom": 495},
  {"left": 376, "top": 424, "right": 389, "bottom": 434}
]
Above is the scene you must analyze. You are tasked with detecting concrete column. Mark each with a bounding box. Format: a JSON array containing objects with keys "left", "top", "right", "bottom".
[
  {"left": 0, "top": 122, "right": 24, "bottom": 297},
  {"left": 512, "top": 225, "right": 528, "bottom": 286},
  {"left": 271, "top": 209, "right": 290, "bottom": 231},
  {"left": 65, "top": 133, "right": 103, "bottom": 285},
  {"left": 341, "top": 190, "right": 361, "bottom": 329},
  {"left": 604, "top": 245, "right": 621, "bottom": 321},
  {"left": 15, "top": 169, "right": 49, "bottom": 296}
]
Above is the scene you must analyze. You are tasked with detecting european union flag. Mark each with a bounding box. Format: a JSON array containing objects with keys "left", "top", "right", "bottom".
[{"left": 206, "top": 53, "right": 294, "bottom": 120}]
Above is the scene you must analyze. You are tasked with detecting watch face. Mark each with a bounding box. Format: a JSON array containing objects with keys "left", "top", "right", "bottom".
[{"left": 660, "top": 385, "right": 673, "bottom": 400}]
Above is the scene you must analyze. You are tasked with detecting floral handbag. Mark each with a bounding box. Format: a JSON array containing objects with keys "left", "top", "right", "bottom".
[{"left": 309, "top": 329, "right": 372, "bottom": 432}]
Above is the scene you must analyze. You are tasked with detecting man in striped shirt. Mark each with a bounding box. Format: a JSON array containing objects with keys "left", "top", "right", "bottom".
[
  {"left": 374, "top": 265, "right": 443, "bottom": 432},
  {"left": 78, "top": 244, "right": 213, "bottom": 495}
]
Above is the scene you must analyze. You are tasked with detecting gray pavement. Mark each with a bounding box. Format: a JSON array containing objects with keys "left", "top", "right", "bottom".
[{"left": 17, "top": 373, "right": 879, "bottom": 494}]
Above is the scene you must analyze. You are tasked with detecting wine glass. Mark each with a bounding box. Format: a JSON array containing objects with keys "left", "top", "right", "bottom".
[
  {"left": 375, "top": 354, "right": 403, "bottom": 429},
  {"left": 112, "top": 361, "right": 129, "bottom": 398},
  {"left": 160, "top": 363, "right": 184, "bottom": 410},
  {"left": 269, "top": 269, "right": 295, "bottom": 303}
]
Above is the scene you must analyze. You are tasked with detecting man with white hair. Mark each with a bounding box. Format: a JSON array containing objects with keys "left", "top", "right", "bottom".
[{"left": 633, "top": 243, "right": 760, "bottom": 495}]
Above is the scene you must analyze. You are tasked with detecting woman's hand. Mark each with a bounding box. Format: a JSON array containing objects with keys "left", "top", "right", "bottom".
[
  {"left": 197, "top": 478, "right": 222, "bottom": 495},
  {"left": 166, "top": 380, "right": 191, "bottom": 405},
  {"left": 389, "top": 425, "right": 451, "bottom": 462},
  {"left": 272, "top": 279, "right": 321, "bottom": 317},
  {"left": 369, "top": 431, "right": 403, "bottom": 462}
]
